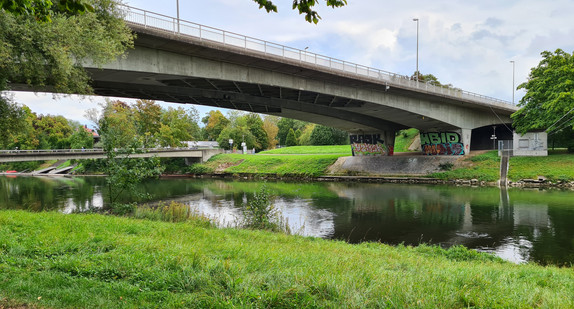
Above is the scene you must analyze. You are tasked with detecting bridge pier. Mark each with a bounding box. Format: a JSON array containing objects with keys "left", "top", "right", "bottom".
[
  {"left": 419, "top": 128, "right": 471, "bottom": 156},
  {"left": 349, "top": 131, "right": 396, "bottom": 156}
]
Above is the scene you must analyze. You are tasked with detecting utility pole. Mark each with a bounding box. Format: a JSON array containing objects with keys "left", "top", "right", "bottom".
[
  {"left": 510, "top": 60, "right": 515, "bottom": 104},
  {"left": 176, "top": 0, "right": 180, "bottom": 33},
  {"left": 413, "top": 18, "right": 419, "bottom": 81}
]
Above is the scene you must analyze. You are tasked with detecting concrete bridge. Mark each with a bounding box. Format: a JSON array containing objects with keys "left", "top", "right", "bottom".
[
  {"left": 0, "top": 148, "right": 222, "bottom": 163},
  {"left": 14, "top": 6, "right": 519, "bottom": 156}
]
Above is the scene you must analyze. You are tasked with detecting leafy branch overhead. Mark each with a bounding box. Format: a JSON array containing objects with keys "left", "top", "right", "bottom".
[
  {"left": 0, "top": 0, "right": 94, "bottom": 22},
  {"left": 252, "top": 0, "right": 347, "bottom": 24}
]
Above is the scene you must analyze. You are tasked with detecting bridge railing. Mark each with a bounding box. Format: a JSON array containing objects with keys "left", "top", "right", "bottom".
[
  {"left": 0, "top": 147, "right": 216, "bottom": 155},
  {"left": 121, "top": 5, "right": 512, "bottom": 107}
]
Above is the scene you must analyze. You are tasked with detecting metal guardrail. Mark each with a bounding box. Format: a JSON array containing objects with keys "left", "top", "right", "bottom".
[
  {"left": 0, "top": 147, "right": 216, "bottom": 155},
  {"left": 120, "top": 5, "right": 513, "bottom": 107}
]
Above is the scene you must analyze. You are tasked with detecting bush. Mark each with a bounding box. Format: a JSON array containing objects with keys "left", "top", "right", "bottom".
[
  {"left": 242, "top": 185, "right": 288, "bottom": 233},
  {"left": 134, "top": 201, "right": 213, "bottom": 226},
  {"left": 187, "top": 163, "right": 214, "bottom": 174},
  {"left": 438, "top": 162, "right": 454, "bottom": 171},
  {"left": 109, "top": 203, "right": 136, "bottom": 216}
]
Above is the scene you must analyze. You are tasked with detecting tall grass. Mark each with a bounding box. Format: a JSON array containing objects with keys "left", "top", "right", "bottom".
[
  {"left": 1, "top": 210, "right": 573, "bottom": 308},
  {"left": 133, "top": 201, "right": 213, "bottom": 226}
]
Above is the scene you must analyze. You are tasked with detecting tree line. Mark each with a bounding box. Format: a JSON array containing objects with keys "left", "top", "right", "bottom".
[{"left": 0, "top": 98, "right": 349, "bottom": 151}]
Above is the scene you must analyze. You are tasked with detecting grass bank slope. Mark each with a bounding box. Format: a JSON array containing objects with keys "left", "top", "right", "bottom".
[
  {"left": 509, "top": 150, "right": 574, "bottom": 181},
  {"left": 259, "top": 145, "right": 351, "bottom": 155},
  {"left": 194, "top": 153, "right": 343, "bottom": 177},
  {"left": 1, "top": 211, "right": 574, "bottom": 308}
]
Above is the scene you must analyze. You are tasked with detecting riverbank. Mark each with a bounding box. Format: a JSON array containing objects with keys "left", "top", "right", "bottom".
[
  {"left": 1, "top": 210, "right": 573, "bottom": 308},
  {"left": 4, "top": 147, "right": 574, "bottom": 187}
]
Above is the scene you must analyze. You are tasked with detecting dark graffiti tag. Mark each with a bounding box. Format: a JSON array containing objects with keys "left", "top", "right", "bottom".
[
  {"left": 420, "top": 132, "right": 465, "bottom": 155},
  {"left": 350, "top": 134, "right": 393, "bottom": 156}
]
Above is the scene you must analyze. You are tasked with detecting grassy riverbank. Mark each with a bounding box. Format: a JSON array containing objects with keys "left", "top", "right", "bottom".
[{"left": 1, "top": 210, "right": 573, "bottom": 308}]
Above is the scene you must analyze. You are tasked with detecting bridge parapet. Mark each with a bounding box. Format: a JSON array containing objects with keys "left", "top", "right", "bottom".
[
  {"left": 121, "top": 5, "right": 513, "bottom": 109},
  {"left": 0, "top": 148, "right": 222, "bottom": 163}
]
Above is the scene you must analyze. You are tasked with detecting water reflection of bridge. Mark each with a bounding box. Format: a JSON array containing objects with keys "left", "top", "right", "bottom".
[{"left": 325, "top": 183, "right": 561, "bottom": 264}]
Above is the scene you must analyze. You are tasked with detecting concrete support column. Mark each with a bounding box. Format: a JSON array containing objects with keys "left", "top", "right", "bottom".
[
  {"left": 349, "top": 130, "right": 396, "bottom": 156},
  {"left": 460, "top": 128, "right": 472, "bottom": 156}
]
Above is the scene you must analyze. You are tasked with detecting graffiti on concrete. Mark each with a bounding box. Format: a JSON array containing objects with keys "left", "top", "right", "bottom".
[
  {"left": 420, "top": 132, "right": 465, "bottom": 155},
  {"left": 350, "top": 134, "right": 393, "bottom": 156}
]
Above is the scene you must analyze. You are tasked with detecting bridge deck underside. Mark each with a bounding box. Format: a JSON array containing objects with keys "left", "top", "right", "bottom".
[
  {"left": 91, "top": 70, "right": 463, "bottom": 133},
  {"left": 83, "top": 26, "right": 516, "bottom": 134}
]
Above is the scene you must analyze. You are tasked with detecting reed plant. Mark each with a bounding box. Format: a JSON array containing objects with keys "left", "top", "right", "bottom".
[{"left": 133, "top": 201, "right": 213, "bottom": 226}]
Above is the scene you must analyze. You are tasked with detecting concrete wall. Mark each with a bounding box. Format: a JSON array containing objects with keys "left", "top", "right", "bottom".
[{"left": 513, "top": 132, "right": 548, "bottom": 156}]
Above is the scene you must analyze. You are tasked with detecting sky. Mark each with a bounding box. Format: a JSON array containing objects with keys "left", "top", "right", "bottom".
[{"left": 9, "top": 0, "right": 574, "bottom": 126}]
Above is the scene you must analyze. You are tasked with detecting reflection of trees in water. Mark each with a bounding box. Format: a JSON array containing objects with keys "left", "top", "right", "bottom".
[
  {"left": 0, "top": 176, "right": 104, "bottom": 211},
  {"left": 2, "top": 176, "right": 573, "bottom": 266}
]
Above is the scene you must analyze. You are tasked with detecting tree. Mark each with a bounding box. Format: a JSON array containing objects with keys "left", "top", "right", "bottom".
[
  {"left": 8, "top": 105, "right": 39, "bottom": 150},
  {"left": 159, "top": 106, "right": 201, "bottom": 147},
  {"left": 252, "top": 0, "right": 347, "bottom": 24},
  {"left": 0, "top": 0, "right": 133, "bottom": 94},
  {"left": 68, "top": 125, "right": 94, "bottom": 149},
  {"left": 204, "top": 110, "right": 230, "bottom": 141},
  {"left": 310, "top": 125, "right": 348, "bottom": 145},
  {"left": 297, "top": 123, "right": 316, "bottom": 145},
  {"left": 512, "top": 49, "right": 574, "bottom": 134},
  {"left": 33, "top": 114, "right": 74, "bottom": 149},
  {"left": 285, "top": 128, "right": 297, "bottom": 146},
  {"left": 0, "top": 0, "right": 95, "bottom": 22},
  {"left": 133, "top": 100, "right": 162, "bottom": 146},
  {"left": 277, "top": 118, "right": 307, "bottom": 146},
  {"left": 262, "top": 116, "right": 279, "bottom": 149},
  {"left": 216, "top": 114, "right": 258, "bottom": 150},
  {"left": 0, "top": 96, "right": 26, "bottom": 148},
  {"left": 245, "top": 113, "right": 269, "bottom": 151}
]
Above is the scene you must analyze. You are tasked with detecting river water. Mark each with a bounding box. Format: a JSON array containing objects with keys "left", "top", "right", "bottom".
[{"left": 1, "top": 175, "right": 573, "bottom": 266}]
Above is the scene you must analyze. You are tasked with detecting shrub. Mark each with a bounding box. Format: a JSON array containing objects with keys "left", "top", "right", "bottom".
[
  {"left": 187, "top": 163, "right": 214, "bottom": 174},
  {"left": 242, "top": 185, "right": 288, "bottom": 233},
  {"left": 134, "top": 201, "right": 213, "bottom": 226},
  {"left": 439, "top": 162, "right": 454, "bottom": 171}
]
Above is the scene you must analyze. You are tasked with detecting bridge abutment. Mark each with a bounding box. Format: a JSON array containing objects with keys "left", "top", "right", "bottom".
[
  {"left": 349, "top": 131, "right": 396, "bottom": 156},
  {"left": 419, "top": 128, "right": 471, "bottom": 156}
]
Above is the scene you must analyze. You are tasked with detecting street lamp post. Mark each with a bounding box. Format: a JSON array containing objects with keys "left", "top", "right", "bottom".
[
  {"left": 176, "top": 0, "right": 180, "bottom": 33},
  {"left": 413, "top": 18, "right": 419, "bottom": 81},
  {"left": 510, "top": 60, "right": 515, "bottom": 104}
]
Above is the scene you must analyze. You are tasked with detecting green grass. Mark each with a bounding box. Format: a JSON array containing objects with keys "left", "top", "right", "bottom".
[
  {"left": 259, "top": 145, "right": 351, "bottom": 155},
  {"left": 1, "top": 210, "right": 574, "bottom": 308},
  {"left": 202, "top": 153, "right": 344, "bottom": 177},
  {"left": 509, "top": 152, "right": 574, "bottom": 182},
  {"left": 429, "top": 151, "right": 501, "bottom": 182},
  {"left": 394, "top": 128, "right": 419, "bottom": 152}
]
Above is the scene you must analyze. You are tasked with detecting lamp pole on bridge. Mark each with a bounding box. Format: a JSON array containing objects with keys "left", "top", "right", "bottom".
[
  {"left": 176, "top": 0, "right": 180, "bottom": 33},
  {"left": 510, "top": 60, "right": 515, "bottom": 104},
  {"left": 412, "top": 18, "right": 419, "bottom": 81}
]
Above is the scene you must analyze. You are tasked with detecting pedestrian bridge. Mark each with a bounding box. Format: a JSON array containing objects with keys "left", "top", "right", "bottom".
[
  {"left": 13, "top": 5, "right": 519, "bottom": 155},
  {"left": 0, "top": 148, "right": 222, "bottom": 163}
]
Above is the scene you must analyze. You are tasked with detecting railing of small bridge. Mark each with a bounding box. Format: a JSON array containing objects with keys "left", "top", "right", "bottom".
[
  {"left": 0, "top": 147, "right": 215, "bottom": 155},
  {"left": 121, "top": 5, "right": 512, "bottom": 107}
]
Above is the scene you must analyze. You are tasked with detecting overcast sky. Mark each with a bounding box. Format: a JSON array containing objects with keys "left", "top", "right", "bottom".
[{"left": 10, "top": 0, "right": 574, "bottom": 125}]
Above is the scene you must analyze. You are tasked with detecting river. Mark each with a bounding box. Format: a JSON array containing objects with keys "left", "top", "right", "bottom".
[{"left": 1, "top": 175, "right": 573, "bottom": 266}]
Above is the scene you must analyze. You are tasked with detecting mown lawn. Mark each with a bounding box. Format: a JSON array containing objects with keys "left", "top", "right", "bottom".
[
  {"left": 428, "top": 151, "right": 501, "bottom": 182},
  {"left": 1, "top": 211, "right": 573, "bottom": 308},
  {"left": 259, "top": 145, "right": 351, "bottom": 155},
  {"left": 509, "top": 152, "right": 574, "bottom": 181},
  {"left": 204, "top": 153, "right": 343, "bottom": 177}
]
